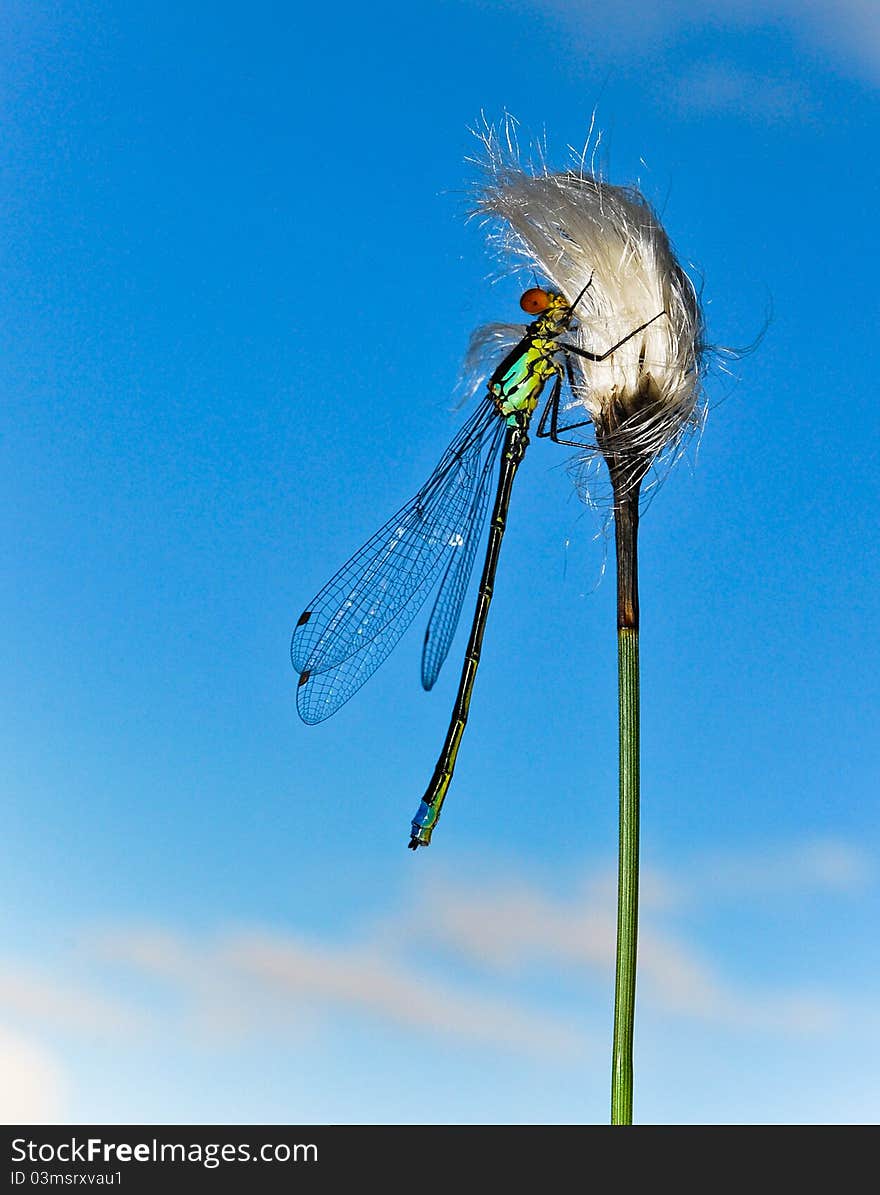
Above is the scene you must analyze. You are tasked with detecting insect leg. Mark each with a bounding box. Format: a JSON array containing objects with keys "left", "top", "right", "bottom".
[
  {"left": 560, "top": 310, "right": 667, "bottom": 363},
  {"left": 536, "top": 360, "right": 594, "bottom": 448},
  {"left": 535, "top": 371, "right": 563, "bottom": 439}
]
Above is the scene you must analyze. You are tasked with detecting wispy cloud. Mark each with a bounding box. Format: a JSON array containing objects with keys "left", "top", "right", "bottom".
[
  {"left": 378, "top": 837, "right": 872, "bottom": 1032},
  {"left": 0, "top": 1028, "right": 67, "bottom": 1122},
  {"left": 384, "top": 865, "right": 843, "bottom": 1033},
  {"left": 583, "top": 838, "right": 874, "bottom": 908},
  {"left": 93, "top": 925, "right": 585, "bottom": 1059},
  {"left": 225, "top": 931, "right": 584, "bottom": 1057},
  {"left": 0, "top": 837, "right": 871, "bottom": 1083},
  {"left": 723, "top": 0, "right": 880, "bottom": 82},
  {"left": 670, "top": 63, "right": 815, "bottom": 121},
  {"left": 0, "top": 963, "right": 142, "bottom": 1036},
  {"left": 694, "top": 837, "right": 874, "bottom": 897},
  {"left": 543, "top": 0, "right": 880, "bottom": 92}
]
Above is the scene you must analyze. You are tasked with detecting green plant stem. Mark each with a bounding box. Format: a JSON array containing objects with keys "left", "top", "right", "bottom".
[{"left": 611, "top": 480, "right": 641, "bottom": 1126}]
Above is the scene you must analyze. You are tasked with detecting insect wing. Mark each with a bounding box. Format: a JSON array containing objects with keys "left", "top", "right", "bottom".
[
  {"left": 292, "top": 401, "right": 500, "bottom": 723},
  {"left": 420, "top": 423, "right": 501, "bottom": 691},
  {"left": 297, "top": 564, "right": 443, "bottom": 724}
]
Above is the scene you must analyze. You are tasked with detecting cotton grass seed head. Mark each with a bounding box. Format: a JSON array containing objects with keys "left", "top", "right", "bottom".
[{"left": 472, "top": 118, "right": 706, "bottom": 495}]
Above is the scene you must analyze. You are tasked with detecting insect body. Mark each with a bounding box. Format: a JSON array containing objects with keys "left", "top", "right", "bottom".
[
  {"left": 291, "top": 280, "right": 663, "bottom": 847},
  {"left": 489, "top": 290, "right": 574, "bottom": 422}
]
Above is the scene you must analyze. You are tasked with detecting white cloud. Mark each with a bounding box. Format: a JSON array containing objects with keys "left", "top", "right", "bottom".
[
  {"left": 0, "top": 835, "right": 869, "bottom": 1107},
  {"left": 224, "top": 930, "right": 584, "bottom": 1057},
  {"left": 581, "top": 837, "right": 874, "bottom": 907},
  {"left": 0, "top": 1027, "right": 67, "bottom": 1122},
  {"left": 543, "top": 0, "right": 880, "bottom": 86},
  {"left": 383, "top": 838, "right": 872, "bottom": 1032},
  {"left": 0, "top": 963, "right": 141, "bottom": 1036},
  {"left": 695, "top": 837, "right": 874, "bottom": 896},
  {"left": 94, "top": 925, "right": 585, "bottom": 1059},
  {"left": 724, "top": 0, "right": 880, "bottom": 81},
  {"left": 88, "top": 837, "right": 872, "bottom": 1046},
  {"left": 671, "top": 63, "right": 815, "bottom": 120}
]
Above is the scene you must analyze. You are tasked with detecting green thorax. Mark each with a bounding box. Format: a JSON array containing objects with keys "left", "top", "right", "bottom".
[{"left": 488, "top": 301, "right": 570, "bottom": 427}]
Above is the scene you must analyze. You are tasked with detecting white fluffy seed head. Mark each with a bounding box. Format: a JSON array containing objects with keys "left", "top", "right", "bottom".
[{"left": 472, "top": 119, "right": 706, "bottom": 485}]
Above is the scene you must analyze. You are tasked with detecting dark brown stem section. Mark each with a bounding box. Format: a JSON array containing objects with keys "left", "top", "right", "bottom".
[
  {"left": 613, "top": 480, "right": 641, "bottom": 631},
  {"left": 612, "top": 482, "right": 640, "bottom": 630}
]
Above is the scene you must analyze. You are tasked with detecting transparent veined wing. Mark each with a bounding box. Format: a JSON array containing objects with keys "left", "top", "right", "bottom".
[
  {"left": 291, "top": 398, "right": 505, "bottom": 723},
  {"left": 420, "top": 430, "right": 500, "bottom": 691},
  {"left": 291, "top": 399, "right": 497, "bottom": 676},
  {"left": 415, "top": 322, "right": 528, "bottom": 690},
  {"left": 295, "top": 565, "right": 450, "bottom": 724}
]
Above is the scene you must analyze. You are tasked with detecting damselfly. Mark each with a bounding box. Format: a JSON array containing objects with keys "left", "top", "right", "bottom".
[{"left": 291, "top": 279, "right": 664, "bottom": 847}]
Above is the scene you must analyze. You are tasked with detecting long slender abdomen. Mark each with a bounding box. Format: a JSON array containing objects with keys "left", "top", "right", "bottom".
[{"left": 408, "top": 422, "right": 530, "bottom": 848}]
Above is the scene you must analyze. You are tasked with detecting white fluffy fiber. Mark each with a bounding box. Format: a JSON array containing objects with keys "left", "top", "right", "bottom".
[{"left": 473, "top": 119, "right": 705, "bottom": 468}]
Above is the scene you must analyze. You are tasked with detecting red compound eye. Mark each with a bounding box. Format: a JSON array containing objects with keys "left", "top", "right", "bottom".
[{"left": 519, "top": 287, "right": 552, "bottom": 315}]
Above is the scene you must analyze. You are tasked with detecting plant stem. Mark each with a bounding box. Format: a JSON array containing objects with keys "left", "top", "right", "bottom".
[{"left": 610, "top": 477, "right": 641, "bottom": 1126}]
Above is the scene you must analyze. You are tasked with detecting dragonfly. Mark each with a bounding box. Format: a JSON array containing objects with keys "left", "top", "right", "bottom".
[{"left": 291, "top": 278, "right": 664, "bottom": 848}]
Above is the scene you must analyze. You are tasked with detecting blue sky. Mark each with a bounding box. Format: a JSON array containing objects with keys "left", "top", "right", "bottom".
[{"left": 1, "top": 0, "right": 878, "bottom": 1124}]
